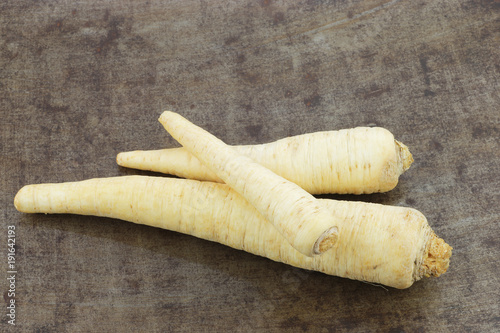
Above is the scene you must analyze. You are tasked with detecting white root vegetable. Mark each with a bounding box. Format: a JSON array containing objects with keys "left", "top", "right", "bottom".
[
  {"left": 14, "top": 176, "right": 452, "bottom": 289},
  {"left": 158, "top": 111, "right": 338, "bottom": 257},
  {"left": 116, "top": 127, "right": 413, "bottom": 195}
]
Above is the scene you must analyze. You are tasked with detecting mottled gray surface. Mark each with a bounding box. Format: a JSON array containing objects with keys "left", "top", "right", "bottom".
[{"left": 1, "top": 0, "right": 499, "bottom": 331}]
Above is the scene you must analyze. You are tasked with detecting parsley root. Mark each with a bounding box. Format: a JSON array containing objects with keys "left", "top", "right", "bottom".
[
  {"left": 14, "top": 176, "right": 451, "bottom": 289},
  {"left": 117, "top": 127, "right": 413, "bottom": 195}
]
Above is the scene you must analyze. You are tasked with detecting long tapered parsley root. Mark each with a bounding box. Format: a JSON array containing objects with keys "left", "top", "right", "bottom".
[
  {"left": 158, "top": 111, "right": 339, "bottom": 257},
  {"left": 116, "top": 127, "right": 413, "bottom": 195},
  {"left": 14, "top": 176, "right": 452, "bottom": 289}
]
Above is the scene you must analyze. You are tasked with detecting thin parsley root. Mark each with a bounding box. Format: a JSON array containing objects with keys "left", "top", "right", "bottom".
[
  {"left": 14, "top": 176, "right": 452, "bottom": 289},
  {"left": 158, "top": 111, "right": 339, "bottom": 257},
  {"left": 116, "top": 127, "right": 413, "bottom": 195}
]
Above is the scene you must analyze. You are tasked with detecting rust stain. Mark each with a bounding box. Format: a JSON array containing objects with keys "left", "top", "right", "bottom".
[
  {"left": 95, "top": 18, "right": 121, "bottom": 55},
  {"left": 259, "top": 0, "right": 272, "bottom": 7},
  {"left": 303, "top": 94, "right": 322, "bottom": 108},
  {"left": 45, "top": 19, "right": 64, "bottom": 33},
  {"left": 303, "top": 72, "right": 318, "bottom": 83}
]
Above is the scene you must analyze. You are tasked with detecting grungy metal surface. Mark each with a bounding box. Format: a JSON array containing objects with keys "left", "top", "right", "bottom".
[{"left": 1, "top": 0, "right": 499, "bottom": 331}]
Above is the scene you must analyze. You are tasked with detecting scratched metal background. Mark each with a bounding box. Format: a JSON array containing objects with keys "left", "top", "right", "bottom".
[{"left": 1, "top": 0, "right": 499, "bottom": 331}]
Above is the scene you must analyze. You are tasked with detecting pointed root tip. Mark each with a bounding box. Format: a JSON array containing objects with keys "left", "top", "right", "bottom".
[
  {"left": 158, "top": 110, "right": 175, "bottom": 124},
  {"left": 116, "top": 152, "right": 124, "bottom": 166},
  {"left": 13, "top": 186, "right": 29, "bottom": 212},
  {"left": 13, "top": 193, "right": 20, "bottom": 211}
]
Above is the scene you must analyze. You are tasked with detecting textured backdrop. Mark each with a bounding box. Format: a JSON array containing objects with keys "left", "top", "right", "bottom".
[{"left": 1, "top": 0, "right": 499, "bottom": 331}]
